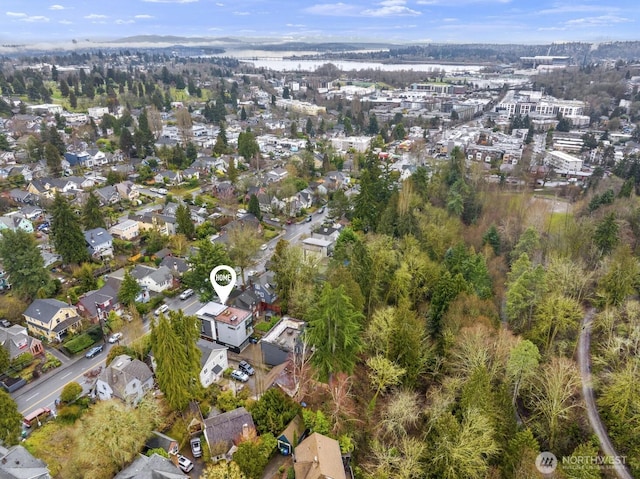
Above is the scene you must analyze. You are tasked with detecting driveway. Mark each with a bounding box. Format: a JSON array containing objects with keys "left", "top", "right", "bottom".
[{"left": 578, "top": 308, "right": 633, "bottom": 479}]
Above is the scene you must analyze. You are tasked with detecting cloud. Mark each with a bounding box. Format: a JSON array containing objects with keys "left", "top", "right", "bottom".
[
  {"left": 565, "top": 15, "right": 631, "bottom": 27},
  {"left": 84, "top": 14, "right": 107, "bottom": 19},
  {"left": 536, "top": 4, "right": 619, "bottom": 16},
  {"left": 115, "top": 19, "right": 135, "bottom": 24},
  {"left": 216, "top": 2, "right": 224, "bottom": 5},
  {"left": 134, "top": 14, "right": 154, "bottom": 19},
  {"left": 416, "top": 0, "right": 509, "bottom": 4},
  {"left": 59, "top": 19, "right": 72, "bottom": 24},
  {"left": 49, "top": 4, "right": 65, "bottom": 10},
  {"left": 233, "top": 11, "right": 251, "bottom": 15},
  {"left": 286, "top": 23, "right": 306, "bottom": 27},
  {"left": 306, "top": 1, "right": 420, "bottom": 17},
  {"left": 23, "top": 16, "right": 50, "bottom": 23},
  {"left": 6, "top": 12, "right": 27, "bottom": 17}
]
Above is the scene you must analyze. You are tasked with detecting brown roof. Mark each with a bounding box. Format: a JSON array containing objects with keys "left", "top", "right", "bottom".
[
  {"left": 203, "top": 407, "right": 255, "bottom": 452},
  {"left": 294, "top": 433, "right": 346, "bottom": 479}
]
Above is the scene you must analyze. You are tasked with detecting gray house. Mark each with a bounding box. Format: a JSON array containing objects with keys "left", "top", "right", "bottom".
[
  {"left": 114, "top": 453, "right": 187, "bottom": 479},
  {"left": 95, "top": 354, "right": 154, "bottom": 405},
  {"left": 203, "top": 407, "right": 256, "bottom": 461},
  {"left": 0, "top": 444, "right": 50, "bottom": 479},
  {"left": 84, "top": 227, "right": 114, "bottom": 258},
  {"left": 253, "top": 272, "right": 278, "bottom": 307}
]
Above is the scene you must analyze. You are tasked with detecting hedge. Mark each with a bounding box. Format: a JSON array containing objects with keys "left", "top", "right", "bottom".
[{"left": 64, "top": 334, "right": 95, "bottom": 355}]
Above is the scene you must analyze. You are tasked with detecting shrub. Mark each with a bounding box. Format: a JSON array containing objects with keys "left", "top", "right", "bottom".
[
  {"left": 64, "top": 334, "right": 94, "bottom": 354},
  {"left": 56, "top": 404, "right": 83, "bottom": 423}
]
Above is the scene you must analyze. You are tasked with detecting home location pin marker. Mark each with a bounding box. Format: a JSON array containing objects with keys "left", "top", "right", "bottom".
[{"left": 210, "top": 265, "right": 236, "bottom": 305}]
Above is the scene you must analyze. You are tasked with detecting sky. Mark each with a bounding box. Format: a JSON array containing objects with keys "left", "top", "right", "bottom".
[{"left": 0, "top": 0, "right": 639, "bottom": 46}]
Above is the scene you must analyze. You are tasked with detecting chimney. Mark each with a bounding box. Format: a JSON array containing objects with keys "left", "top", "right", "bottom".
[{"left": 242, "top": 423, "right": 249, "bottom": 440}]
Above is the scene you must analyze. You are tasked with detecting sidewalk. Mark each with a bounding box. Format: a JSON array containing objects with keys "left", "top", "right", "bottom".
[{"left": 10, "top": 346, "right": 82, "bottom": 400}]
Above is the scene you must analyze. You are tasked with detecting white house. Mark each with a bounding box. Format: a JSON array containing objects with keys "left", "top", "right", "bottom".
[
  {"left": 109, "top": 219, "right": 140, "bottom": 240},
  {"left": 130, "top": 264, "right": 174, "bottom": 293},
  {"left": 95, "top": 354, "right": 154, "bottom": 405},
  {"left": 84, "top": 228, "right": 113, "bottom": 258},
  {"left": 197, "top": 339, "right": 228, "bottom": 388}
]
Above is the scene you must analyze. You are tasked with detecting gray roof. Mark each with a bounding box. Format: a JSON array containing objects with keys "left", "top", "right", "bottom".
[
  {"left": 203, "top": 407, "right": 255, "bottom": 451},
  {"left": 0, "top": 444, "right": 51, "bottom": 479},
  {"left": 114, "top": 453, "right": 187, "bottom": 479},
  {"left": 97, "top": 355, "right": 153, "bottom": 402},
  {"left": 23, "top": 298, "right": 72, "bottom": 325},
  {"left": 0, "top": 325, "right": 40, "bottom": 360},
  {"left": 84, "top": 227, "right": 113, "bottom": 247},
  {"left": 197, "top": 338, "right": 227, "bottom": 369},
  {"left": 159, "top": 257, "right": 189, "bottom": 274}
]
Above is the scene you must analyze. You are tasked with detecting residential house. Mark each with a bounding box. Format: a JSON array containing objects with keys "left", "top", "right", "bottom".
[
  {"left": 203, "top": 407, "right": 256, "bottom": 461},
  {"left": 109, "top": 219, "right": 140, "bottom": 240},
  {"left": 266, "top": 168, "right": 288, "bottom": 183},
  {"left": 233, "top": 289, "right": 260, "bottom": 316},
  {"left": 277, "top": 415, "right": 306, "bottom": 456},
  {"left": 41, "top": 250, "right": 61, "bottom": 268},
  {"left": 0, "top": 445, "right": 51, "bottom": 479},
  {"left": 212, "top": 304, "right": 254, "bottom": 352},
  {"left": 154, "top": 170, "right": 181, "bottom": 185},
  {"left": 94, "top": 185, "right": 120, "bottom": 205},
  {"left": 129, "top": 264, "right": 174, "bottom": 293},
  {"left": 253, "top": 272, "right": 278, "bottom": 310},
  {"left": 195, "top": 302, "right": 226, "bottom": 342},
  {"left": 293, "top": 433, "right": 348, "bottom": 479},
  {"left": 84, "top": 227, "right": 114, "bottom": 258},
  {"left": 95, "top": 354, "right": 154, "bottom": 405},
  {"left": 296, "top": 189, "right": 314, "bottom": 209},
  {"left": 0, "top": 214, "right": 33, "bottom": 234},
  {"left": 159, "top": 256, "right": 189, "bottom": 277},
  {"left": 323, "top": 171, "right": 350, "bottom": 191},
  {"left": 114, "top": 453, "right": 188, "bottom": 479},
  {"left": 63, "top": 151, "right": 90, "bottom": 167},
  {"left": 302, "top": 237, "right": 332, "bottom": 260},
  {"left": 114, "top": 181, "right": 140, "bottom": 202},
  {"left": 18, "top": 205, "right": 44, "bottom": 220},
  {"left": 76, "top": 283, "right": 120, "bottom": 322},
  {"left": 311, "top": 226, "right": 341, "bottom": 246},
  {"left": 0, "top": 324, "right": 44, "bottom": 361},
  {"left": 23, "top": 298, "right": 82, "bottom": 342},
  {"left": 8, "top": 189, "right": 37, "bottom": 205},
  {"left": 181, "top": 167, "right": 199, "bottom": 180},
  {"left": 144, "top": 432, "right": 180, "bottom": 457},
  {"left": 87, "top": 148, "right": 108, "bottom": 166},
  {"left": 132, "top": 212, "right": 176, "bottom": 236},
  {"left": 261, "top": 317, "right": 305, "bottom": 367},
  {"left": 197, "top": 339, "right": 228, "bottom": 388}
]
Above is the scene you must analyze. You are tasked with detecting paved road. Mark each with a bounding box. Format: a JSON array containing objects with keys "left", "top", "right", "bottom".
[
  {"left": 578, "top": 308, "right": 633, "bottom": 479},
  {"left": 12, "top": 342, "right": 113, "bottom": 415}
]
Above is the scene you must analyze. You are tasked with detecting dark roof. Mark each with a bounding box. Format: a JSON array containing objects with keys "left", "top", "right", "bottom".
[
  {"left": 23, "top": 298, "right": 72, "bottom": 325},
  {"left": 159, "top": 256, "right": 189, "bottom": 274},
  {"left": 203, "top": 407, "right": 255, "bottom": 451},
  {"left": 197, "top": 338, "right": 227, "bottom": 369}
]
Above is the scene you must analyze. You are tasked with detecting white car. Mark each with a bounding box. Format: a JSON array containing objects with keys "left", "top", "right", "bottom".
[
  {"left": 260, "top": 243, "right": 268, "bottom": 251},
  {"left": 154, "top": 304, "right": 169, "bottom": 316},
  {"left": 108, "top": 332, "right": 123, "bottom": 343},
  {"left": 231, "top": 370, "right": 250, "bottom": 382},
  {"left": 247, "top": 270, "right": 258, "bottom": 277},
  {"left": 179, "top": 288, "right": 194, "bottom": 300},
  {"left": 177, "top": 455, "right": 194, "bottom": 473}
]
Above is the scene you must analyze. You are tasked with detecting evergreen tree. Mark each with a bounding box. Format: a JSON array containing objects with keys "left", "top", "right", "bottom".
[
  {"left": 175, "top": 203, "right": 195, "bottom": 239},
  {"left": 248, "top": 194, "right": 262, "bottom": 221},
  {"left": 82, "top": 191, "right": 106, "bottom": 230},
  {"left": 51, "top": 193, "right": 89, "bottom": 264},
  {"left": 238, "top": 130, "right": 260, "bottom": 161},
  {"left": 226, "top": 157, "right": 238, "bottom": 184},
  {"left": 44, "top": 142, "right": 62, "bottom": 176},
  {"left": 120, "top": 127, "right": 134, "bottom": 158},
  {"left": 240, "top": 106, "right": 247, "bottom": 121},
  {"left": 213, "top": 124, "right": 228, "bottom": 156},
  {"left": 0, "top": 390, "right": 22, "bottom": 446},
  {"left": 0, "top": 229, "right": 50, "bottom": 300},
  {"left": 118, "top": 271, "right": 141, "bottom": 306},
  {"left": 183, "top": 241, "right": 231, "bottom": 301},
  {"left": 368, "top": 114, "right": 379, "bottom": 135},
  {"left": 305, "top": 283, "right": 364, "bottom": 381},
  {"left": 151, "top": 311, "right": 201, "bottom": 411}
]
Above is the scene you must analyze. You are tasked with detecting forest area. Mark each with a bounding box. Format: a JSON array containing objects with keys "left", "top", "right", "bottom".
[{"left": 269, "top": 147, "right": 640, "bottom": 478}]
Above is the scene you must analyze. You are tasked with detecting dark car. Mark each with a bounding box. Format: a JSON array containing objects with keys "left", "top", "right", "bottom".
[
  {"left": 238, "top": 360, "right": 255, "bottom": 376},
  {"left": 85, "top": 345, "right": 104, "bottom": 358}
]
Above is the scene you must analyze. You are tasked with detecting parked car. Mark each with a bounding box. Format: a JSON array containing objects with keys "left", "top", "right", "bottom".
[
  {"left": 154, "top": 304, "right": 169, "bottom": 316},
  {"left": 0, "top": 319, "right": 11, "bottom": 328},
  {"left": 190, "top": 436, "right": 202, "bottom": 458},
  {"left": 306, "top": 215, "right": 312, "bottom": 222},
  {"left": 247, "top": 270, "right": 257, "bottom": 277},
  {"left": 231, "top": 369, "right": 250, "bottom": 382},
  {"left": 238, "top": 360, "right": 255, "bottom": 376},
  {"left": 179, "top": 288, "right": 194, "bottom": 300},
  {"left": 260, "top": 243, "right": 268, "bottom": 251},
  {"left": 177, "top": 455, "right": 194, "bottom": 473},
  {"left": 85, "top": 345, "right": 104, "bottom": 358},
  {"left": 108, "top": 332, "right": 123, "bottom": 343}
]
